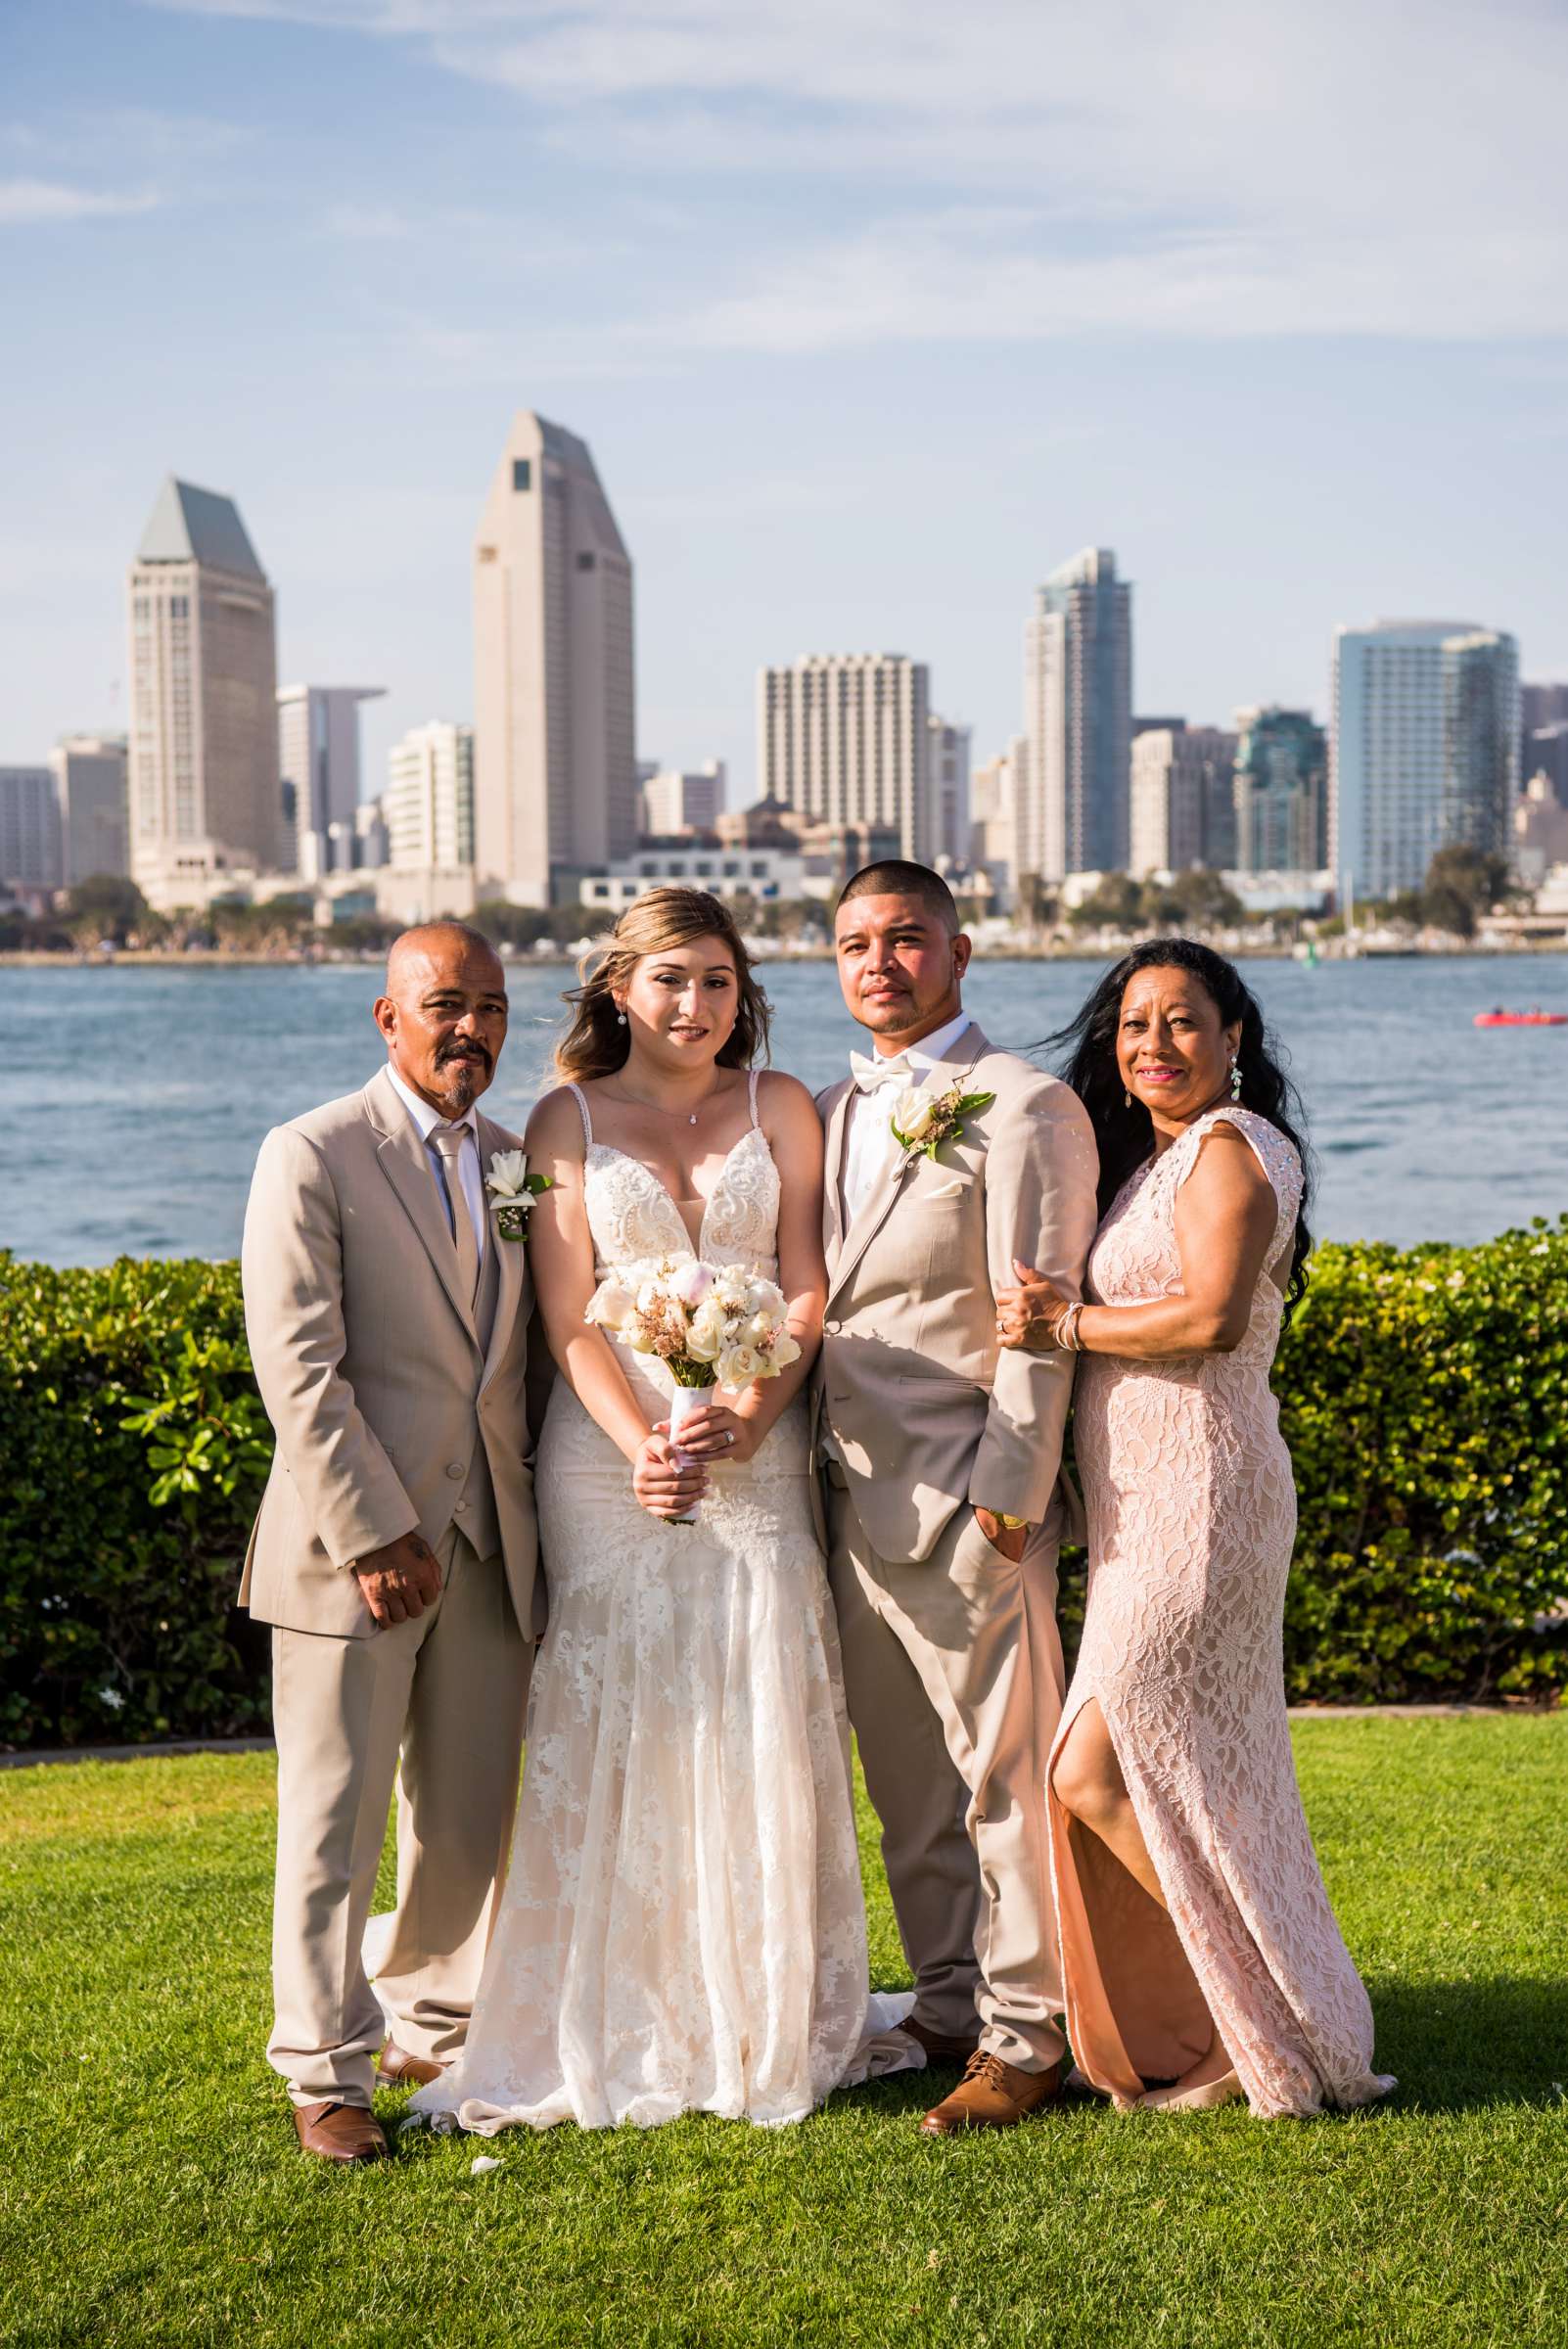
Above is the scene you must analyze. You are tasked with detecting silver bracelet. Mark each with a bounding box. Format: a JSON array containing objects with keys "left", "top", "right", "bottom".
[{"left": 1057, "top": 1302, "right": 1084, "bottom": 1353}]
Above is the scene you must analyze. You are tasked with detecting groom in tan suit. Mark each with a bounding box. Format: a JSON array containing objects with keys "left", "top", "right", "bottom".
[
  {"left": 817, "top": 863, "right": 1098, "bottom": 2134},
  {"left": 241, "top": 921, "right": 540, "bottom": 2164}
]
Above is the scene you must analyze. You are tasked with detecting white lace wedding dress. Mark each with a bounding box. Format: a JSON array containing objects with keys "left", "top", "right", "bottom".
[{"left": 407, "top": 1073, "right": 914, "bottom": 2133}]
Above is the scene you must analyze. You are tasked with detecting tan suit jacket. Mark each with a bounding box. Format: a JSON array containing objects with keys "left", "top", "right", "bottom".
[
  {"left": 240, "top": 1063, "right": 539, "bottom": 1641},
  {"left": 816, "top": 1022, "right": 1099, "bottom": 1563}
]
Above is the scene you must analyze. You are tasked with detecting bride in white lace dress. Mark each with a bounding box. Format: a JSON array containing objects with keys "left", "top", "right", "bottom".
[{"left": 411, "top": 890, "right": 912, "bottom": 2134}]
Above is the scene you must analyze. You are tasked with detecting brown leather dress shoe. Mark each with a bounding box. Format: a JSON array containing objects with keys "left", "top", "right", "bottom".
[
  {"left": 919, "top": 2050, "right": 1063, "bottom": 2136},
  {"left": 378, "top": 2042, "right": 446, "bottom": 2089},
  {"left": 293, "top": 2101, "right": 389, "bottom": 2164},
  {"left": 902, "top": 2017, "right": 983, "bottom": 2068}
]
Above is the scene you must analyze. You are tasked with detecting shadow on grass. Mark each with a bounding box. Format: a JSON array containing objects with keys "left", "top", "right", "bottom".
[
  {"left": 832, "top": 1973, "right": 1568, "bottom": 2126},
  {"left": 1365, "top": 1974, "right": 1565, "bottom": 2113}
]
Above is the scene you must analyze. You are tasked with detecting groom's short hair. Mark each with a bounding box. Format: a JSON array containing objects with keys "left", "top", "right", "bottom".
[{"left": 836, "top": 860, "right": 959, "bottom": 933}]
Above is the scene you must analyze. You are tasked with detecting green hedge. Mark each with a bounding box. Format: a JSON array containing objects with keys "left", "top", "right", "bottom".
[
  {"left": 2, "top": 1224, "right": 1565, "bottom": 1747},
  {"left": 0, "top": 1256, "right": 273, "bottom": 1750}
]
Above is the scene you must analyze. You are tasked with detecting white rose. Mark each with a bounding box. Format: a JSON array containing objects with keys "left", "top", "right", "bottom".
[
  {"left": 484, "top": 1149, "right": 530, "bottom": 1199},
  {"left": 714, "top": 1266, "right": 752, "bottom": 1309},
  {"left": 747, "top": 1278, "right": 787, "bottom": 1318},
  {"left": 717, "top": 1342, "right": 765, "bottom": 1388},
  {"left": 769, "top": 1331, "right": 802, "bottom": 1371},
  {"left": 739, "top": 1311, "right": 778, "bottom": 1349},
  {"left": 669, "top": 1258, "right": 715, "bottom": 1307},
  {"left": 584, "top": 1277, "right": 636, "bottom": 1331},
  {"left": 685, "top": 1299, "right": 727, "bottom": 1361},
  {"left": 893, "top": 1085, "right": 941, "bottom": 1141}
]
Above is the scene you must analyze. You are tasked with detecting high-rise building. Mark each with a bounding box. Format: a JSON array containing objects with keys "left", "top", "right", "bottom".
[
  {"left": 1522, "top": 721, "right": 1568, "bottom": 805},
  {"left": 1130, "top": 723, "right": 1237, "bottom": 876},
  {"left": 0, "top": 766, "right": 62, "bottom": 889},
  {"left": 968, "top": 737, "right": 1026, "bottom": 906},
  {"left": 1232, "top": 708, "right": 1327, "bottom": 874},
  {"left": 277, "top": 685, "right": 386, "bottom": 875},
  {"left": 126, "top": 478, "right": 280, "bottom": 907},
  {"left": 1022, "top": 547, "right": 1132, "bottom": 882},
  {"left": 49, "top": 736, "right": 128, "bottom": 884},
  {"left": 757, "top": 654, "right": 931, "bottom": 861},
  {"left": 473, "top": 412, "right": 636, "bottom": 906},
  {"left": 386, "top": 722, "right": 476, "bottom": 873},
  {"left": 1331, "top": 622, "right": 1519, "bottom": 899},
  {"left": 638, "top": 760, "right": 726, "bottom": 837},
  {"left": 927, "top": 715, "right": 972, "bottom": 867},
  {"left": 1519, "top": 682, "right": 1568, "bottom": 806}
]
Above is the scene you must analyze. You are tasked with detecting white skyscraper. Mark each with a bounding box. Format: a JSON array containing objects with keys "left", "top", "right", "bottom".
[
  {"left": 473, "top": 412, "right": 636, "bottom": 906},
  {"left": 49, "top": 736, "right": 128, "bottom": 884},
  {"left": 757, "top": 654, "right": 932, "bottom": 861},
  {"left": 126, "top": 478, "right": 280, "bottom": 907},
  {"left": 277, "top": 685, "right": 385, "bottom": 875},
  {"left": 1331, "top": 622, "right": 1519, "bottom": 898},
  {"left": 386, "top": 722, "right": 476, "bottom": 873},
  {"left": 1023, "top": 548, "right": 1132, "bottom": 882},
  {"left": 928, "top": 714, "right": 972, "bottom": 866}
]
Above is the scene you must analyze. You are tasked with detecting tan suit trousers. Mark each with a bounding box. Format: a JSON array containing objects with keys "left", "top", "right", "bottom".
[
  {"left": 827, "top": 1473, "right": 1067, "bottom": 2073},
  {"left": 268, "top": 1526, "right": 530, "bottom": 2108}
]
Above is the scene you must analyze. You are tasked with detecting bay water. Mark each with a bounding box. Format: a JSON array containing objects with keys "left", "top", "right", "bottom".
[{"left": 2, "top": 952, "right": 1563, "bottom": 1267}]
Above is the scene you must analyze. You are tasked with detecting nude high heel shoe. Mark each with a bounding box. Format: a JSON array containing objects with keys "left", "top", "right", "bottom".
[{"left": 1138, "top": 2068, "right": 1245, "bottom": 2113}]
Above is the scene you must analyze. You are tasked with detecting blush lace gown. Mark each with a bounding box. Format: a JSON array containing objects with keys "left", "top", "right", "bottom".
[
  {"left": 1051, "top": 1106, "right": 1395, "bottom": 2119},
  {"left": 407, "top": 1073, "right": 913, "bottom": 2134}
]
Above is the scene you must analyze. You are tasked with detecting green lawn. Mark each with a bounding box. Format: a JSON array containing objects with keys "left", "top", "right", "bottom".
[{"left": 1, "top": 1718, "right": 1563, "bottom": 2349}]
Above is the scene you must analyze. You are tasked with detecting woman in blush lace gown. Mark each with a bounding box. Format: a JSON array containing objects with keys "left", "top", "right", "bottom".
[
  {"left": 410, "top": 889, "right": 913, "bottom": 2137},
  {"left": 996, "top": 942, "right": 1393, "bottom": 2120}
]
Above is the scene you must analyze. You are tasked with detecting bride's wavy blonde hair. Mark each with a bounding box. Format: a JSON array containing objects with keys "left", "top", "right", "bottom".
[{"left": 554, "top": 888, "right": 772, "bottom": 1084}]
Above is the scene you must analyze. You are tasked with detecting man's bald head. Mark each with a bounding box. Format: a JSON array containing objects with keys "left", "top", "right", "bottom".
[
  {"left": 385, "top": 920, "right": 503, "bottom": 998},
  {"left": 374, "top": 921, "right": 509, "bottom": 1116}
]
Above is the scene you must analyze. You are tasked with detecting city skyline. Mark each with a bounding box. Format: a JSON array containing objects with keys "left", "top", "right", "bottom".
[{"left": 4, "top": 0, "right": 1566, "bottom": 807}]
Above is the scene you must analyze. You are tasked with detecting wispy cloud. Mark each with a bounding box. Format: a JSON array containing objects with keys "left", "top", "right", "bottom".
[
  {"left": 140, "top": 0, "right": 1568, "bottom": 342},
  {"left": 0, "top": 178, "right": 161, "bottom": 225}
]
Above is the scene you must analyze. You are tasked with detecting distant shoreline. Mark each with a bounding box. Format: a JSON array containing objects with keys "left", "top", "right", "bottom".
[{"left": 4, "top": 939, "right": 1565, "bottom": 971}]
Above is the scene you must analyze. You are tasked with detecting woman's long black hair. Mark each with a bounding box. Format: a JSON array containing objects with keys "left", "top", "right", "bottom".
[{"left": 1045, "top": 938, "right": 1314, "bottom": 1318}]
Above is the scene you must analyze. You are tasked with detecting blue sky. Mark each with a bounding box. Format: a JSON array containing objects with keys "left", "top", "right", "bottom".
[{"left": 3, "top": 0, "right": 1566, "bottom": 803}]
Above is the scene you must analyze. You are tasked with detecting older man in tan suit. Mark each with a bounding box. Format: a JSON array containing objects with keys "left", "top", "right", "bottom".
[
  {"left": 241, "top": 921, "right": 540, "bottom": 2164},
  {"left": 817, "top": 862, "right": 1098, "bottom": 2135}
]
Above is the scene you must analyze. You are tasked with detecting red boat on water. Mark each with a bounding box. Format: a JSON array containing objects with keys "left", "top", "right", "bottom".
[{"left": 1473, "top": 1008, "right": 1568, "bottom": 1028}]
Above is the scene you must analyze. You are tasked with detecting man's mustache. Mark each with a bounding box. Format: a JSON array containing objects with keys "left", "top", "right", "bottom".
[{"left": 437, "top": 1040, "right": 492, "bottom": 1069}]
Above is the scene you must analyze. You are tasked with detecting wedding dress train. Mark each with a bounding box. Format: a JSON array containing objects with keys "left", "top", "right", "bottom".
[{"left": 403, "top": 1073, "right": 914, "bottom": 2133}]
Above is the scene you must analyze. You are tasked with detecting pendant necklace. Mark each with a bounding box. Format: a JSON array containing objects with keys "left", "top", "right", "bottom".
[{"left": 611, "top": 1079, "right": 717, "bottom": 1128}]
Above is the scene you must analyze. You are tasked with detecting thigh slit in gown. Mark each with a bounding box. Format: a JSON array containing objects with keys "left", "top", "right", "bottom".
[
  {"left": 404, "top": 1078, "right": 913, "bottom": 2133},
  {"left": 1050, "top": 1107, "right": 1395, "bottom": 2120}
]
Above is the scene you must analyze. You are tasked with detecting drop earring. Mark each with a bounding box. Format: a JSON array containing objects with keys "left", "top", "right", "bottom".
[
  {"left": 616, "top": 1008, "right": 627, "bottom": 1027},
  {"left": 1124, "top": 1088, "right": 1132, "bottom": 1108},
  {"left": 1229, "top": 1057, "right": 1242, "bottom": 1101}
]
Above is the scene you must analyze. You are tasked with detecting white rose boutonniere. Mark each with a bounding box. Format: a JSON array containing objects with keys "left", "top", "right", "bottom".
[
  {"left": 890, "top": 1080, "right": 996, "bottom": 1166},
  {"left": 484, "top": 1148, "right": 552, "bottom": 1241}
]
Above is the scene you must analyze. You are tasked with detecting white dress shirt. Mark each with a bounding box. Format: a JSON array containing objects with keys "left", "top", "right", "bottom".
[
  {"left": 841, "top": 1011, "right": 973, "bottom": 1228},
  {"left": 387, "top": 1062, "right": 486, "bottom": 1266}
]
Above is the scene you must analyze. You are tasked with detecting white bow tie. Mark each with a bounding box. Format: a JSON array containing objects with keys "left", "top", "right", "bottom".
[{"left": 850, "top": 1051, "right": 913, "bottom": 1093}]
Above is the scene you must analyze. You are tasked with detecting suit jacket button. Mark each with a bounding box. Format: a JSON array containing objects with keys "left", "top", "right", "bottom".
[
  {"left": 825, "top": 1317, "right": 842, "bottom": 1335},
  {"left": 445, "top": 1461, "right": 465, "bottom": 1479}
]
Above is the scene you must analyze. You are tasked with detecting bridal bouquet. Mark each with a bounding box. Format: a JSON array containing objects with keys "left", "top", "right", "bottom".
[{"left": 585, "top": 1256, "right": 802, "bottom": 1524}]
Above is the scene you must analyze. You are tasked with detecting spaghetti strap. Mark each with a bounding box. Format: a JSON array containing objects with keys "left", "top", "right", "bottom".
[
  {"left": 567, "top": 1082, "right": 593, "bottom": 1147},
  {"left": 747, "top": 1068, "right": 761, "bottom": 1129}
]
